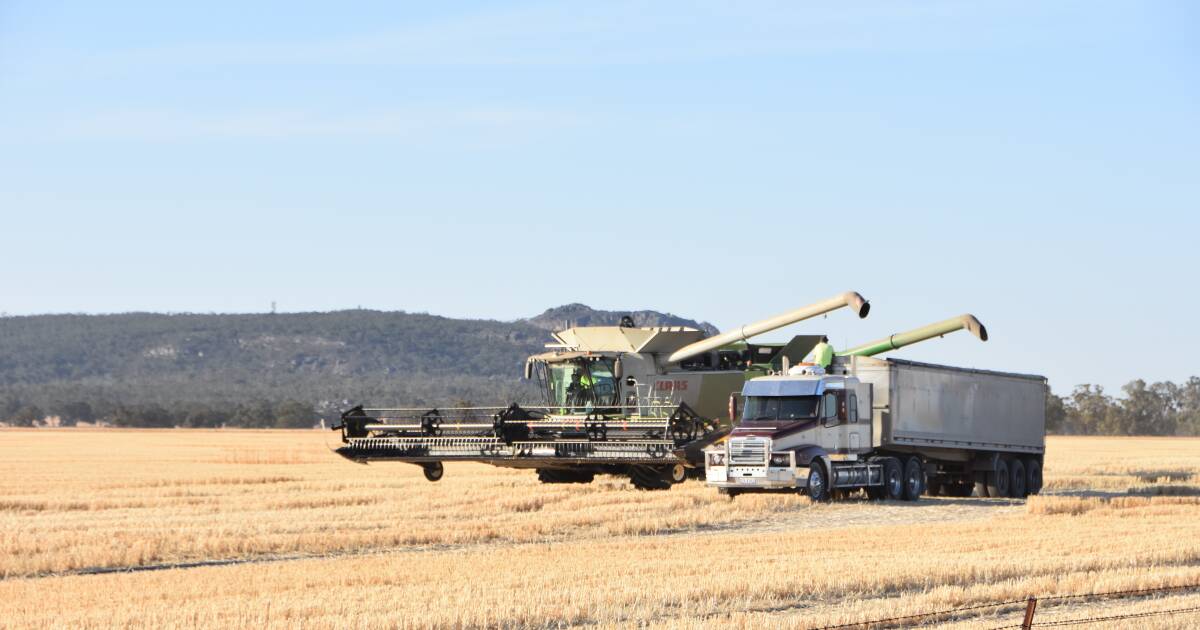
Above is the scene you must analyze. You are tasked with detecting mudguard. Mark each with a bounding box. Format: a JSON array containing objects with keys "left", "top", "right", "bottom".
[{"left": 792, "top": 445, "right": 829, "bottom": 467}]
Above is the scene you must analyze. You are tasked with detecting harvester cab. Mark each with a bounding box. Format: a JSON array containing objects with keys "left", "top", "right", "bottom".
[{"left": 333, "top": 292, "right": 871, "bottom": 490}]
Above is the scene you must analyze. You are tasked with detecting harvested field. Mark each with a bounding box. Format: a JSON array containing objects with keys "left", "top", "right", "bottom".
[{"left": 1, "top": 431, "right": 1199, "bottom": 628}]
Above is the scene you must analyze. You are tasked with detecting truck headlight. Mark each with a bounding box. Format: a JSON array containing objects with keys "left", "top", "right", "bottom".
[
  {"left": 770, "top": 453, "right": 791, "bottom": 467},
  {"left": 708, "top": 452, "right": 726, "bottom": 466}
]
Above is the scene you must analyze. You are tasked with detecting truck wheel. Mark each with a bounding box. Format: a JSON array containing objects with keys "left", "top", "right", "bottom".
[
  {"left": 806, "top": 461, "right": 831, "bottom": 502},
  {"left": 422, "top": 462, "right": 444, "bottom": 482},
  {"left": 881, "top": 458, "right": 904, "bottom": 500},
  {"left": 986, "top": 458, "right": 1010, "bottom": 498},
  {"left": 628, "top": 465, "right": 672, "bottom": 490},
  {"left": 1009, "top": 459, "right": 1027, "bottom": 498},
  {"left": 902, "top": 456, "right": 924, "bottom": 501},
  {"left": 1025, "top": 458, "right": 1043, "bottom": 495}
]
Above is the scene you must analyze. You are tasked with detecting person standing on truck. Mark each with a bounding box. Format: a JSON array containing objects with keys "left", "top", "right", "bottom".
[{"left": 807, "top": 336, "right": 835, "bottom": 369}]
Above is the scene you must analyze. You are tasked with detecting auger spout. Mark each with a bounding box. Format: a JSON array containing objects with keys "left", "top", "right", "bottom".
[
  {"left": 667, "top": 291, "right": 870, "bottom": 364},
  {"left": 837, "top": 314, "right": 987, "bottom": 357}
]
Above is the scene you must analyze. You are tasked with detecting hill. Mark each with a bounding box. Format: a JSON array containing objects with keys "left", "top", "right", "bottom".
[{"left": 0, "top": 306, "right": 716, "bottom": 427}]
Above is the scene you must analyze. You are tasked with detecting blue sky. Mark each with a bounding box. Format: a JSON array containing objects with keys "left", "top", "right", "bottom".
[{"left": 1, "top": 1, "right": 1197, "bottom": 395}]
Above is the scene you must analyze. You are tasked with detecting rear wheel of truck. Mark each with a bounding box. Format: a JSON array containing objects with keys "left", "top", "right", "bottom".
[
  {"left": 1009, "top": 459, "right": 1028, "bottom": 498},
  {"left": 806, "top": 461, "right": 831, "bottom": 503},
  {"left": 628, "top": 465, "right": 673, "bottom": 490},
  {"left": 878, "top": 457, "right": 904, "bottom": 500},
  {"left": 1025, "top": 458, "right": 1043, "bottom": 495},
  {"left": 422, "top": 462, "right": 444, "bottom": 482},
  {"left": 986, "top": 458, "right": 1010, "bottom": 498},
  {"left": 902, "top": 456, "right": 924, "bottom": 501}
]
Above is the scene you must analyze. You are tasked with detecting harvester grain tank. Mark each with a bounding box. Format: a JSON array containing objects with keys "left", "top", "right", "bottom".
[
  {"left": 334, "top": 292, "right": 870, "bottom": 489},
  {"left": 705, "top": 314, "right": 1047, "bottom": 500}
]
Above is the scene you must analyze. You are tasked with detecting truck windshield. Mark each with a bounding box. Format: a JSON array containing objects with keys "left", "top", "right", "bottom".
[
  {"left": 742, "top": 396, "right": 820, "bottom": 422},
  {"left": 541, "top": 358, "right": 618, "bottom": 412}
]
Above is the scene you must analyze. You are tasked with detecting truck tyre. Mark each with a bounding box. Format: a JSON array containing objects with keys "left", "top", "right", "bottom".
[
  {"left": 628, "top": 465, "right": 672, "bottom": 490},
  {"left": 1025, "top": 458, "right": 1043, "bottom": 495},
  {"left": 881, "top": 457, "right": 904, "bottom": 500},
  {"left": 986, "top": 458, "right": 1010, "bottom": 498},
  {"left": 902, "top": 456, "right": 924, "bottom": 501},
  {"left": 806, "top": 461, "right": 831, "bottom": 503},
  {"left": 1009, "top": 459, "right": 1027, "bottom": 498},
  {"left": 422, "top": 462, "right": 444, "bottom": 482}
]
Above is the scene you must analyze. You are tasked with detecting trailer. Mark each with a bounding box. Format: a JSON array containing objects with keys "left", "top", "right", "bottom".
[{"left": 705, "top": 316, "right": 1047, "bottom": 500}]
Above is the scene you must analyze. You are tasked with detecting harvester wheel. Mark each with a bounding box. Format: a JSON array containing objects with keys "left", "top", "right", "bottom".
[
  {"left": 536, "top": 469, "right": 595, "bottom": 484},
  {"left": 1009, "top": 459, "right": 1027, "bottom": 498},
  {"left": 628, "top": 466, "right": 672, "bottom": 490},
  {"left": 667, "top": 464, "right": 687, "bottom": 484},
  {"left": 1025, "top": 458, "right": 1043, "bottom": 495},
  {"left": 422, "top": 462, "right": 444, "bottom": 482},
  {"left": 806, "top": 461, "right": 831, "bottom": 503},
  {"left": 902, "top": 456, "right": 924, "bottom": 501},
  {"left": 986, "top": 458, "right": 1010, "bottom": 498}
]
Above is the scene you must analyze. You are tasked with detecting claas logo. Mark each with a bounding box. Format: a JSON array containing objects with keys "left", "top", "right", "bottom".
[{"left": 655, "top": 380, "right": 689, "bottom": 391}]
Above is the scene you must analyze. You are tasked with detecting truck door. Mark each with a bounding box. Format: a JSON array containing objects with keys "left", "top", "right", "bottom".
[{"left": 820, "top": 389, "right": 871, "bottom": 454}]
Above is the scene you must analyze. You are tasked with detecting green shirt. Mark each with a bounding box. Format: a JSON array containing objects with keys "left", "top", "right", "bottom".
[{"left": 810, "top": 342, "right": 834, "bottom": 368}]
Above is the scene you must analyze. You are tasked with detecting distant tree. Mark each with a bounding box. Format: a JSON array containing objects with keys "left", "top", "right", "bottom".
[
  {"left": 57, "top": 401, "right": 95, "bottom": 426},
  {"left": 12, "top": 405, "right": 45, "bottom": 427},
  {"left": 275, "top": 400, "right": 316, "bottom": 428},
  {"left": 1045, "top": 390, "right": 1067, "bottom": 434}
]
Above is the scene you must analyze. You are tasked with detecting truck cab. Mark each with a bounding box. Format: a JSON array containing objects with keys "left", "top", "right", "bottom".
[{"left": 705, "top": 368, "right": 881, "bottom": 498}]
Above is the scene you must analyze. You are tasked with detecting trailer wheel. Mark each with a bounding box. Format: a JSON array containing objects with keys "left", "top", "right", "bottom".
[
  {"left": 806, "top": 461, "right": 831, "bottom": 503},
  {"left": 1009, "top": 459, "right": 1027, "bottom": 498},
  {"left": 422, "top": 462, "right": 444, "bottom": 482},
  {"left": 986, "top": 458, "right": 1010, "bottom": 498},
  {"left": 902, "top": 456, "right": 924, "bottom": 501},
  {"left": 1025, "top": 458, "right": 1043, "bottom": 495}
]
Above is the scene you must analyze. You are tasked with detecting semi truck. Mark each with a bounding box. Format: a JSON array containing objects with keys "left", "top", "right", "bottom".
[
  {"left": 333, "top": 292, "right": 871, "bottom": 489},
  {"left": 705, "top": 315, "right": 1047, "bottom": 500}
]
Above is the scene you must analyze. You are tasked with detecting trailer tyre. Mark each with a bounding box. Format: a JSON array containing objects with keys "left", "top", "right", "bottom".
[
  {"left": 422, "top": 462, "right": 444, "bottom": 482},
  {"left": 806, "top": 461, "right": 831, "bottom": 503},
  {"left": 902, "top": 456, "right": 924, "bottom": 501},
  {"left": 1009, "top": 458, "right": 1027, "bottom": 498},
  {"left": 986, "top": 458, "right": 1010, "bottom": 498},
  {"left": 1025, "top": 458, "right": 1043, "bottom": 495}
]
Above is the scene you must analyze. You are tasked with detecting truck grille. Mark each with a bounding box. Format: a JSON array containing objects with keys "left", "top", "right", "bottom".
[{"left": 729, "top": 437, "right": 768, "bottom": 465}]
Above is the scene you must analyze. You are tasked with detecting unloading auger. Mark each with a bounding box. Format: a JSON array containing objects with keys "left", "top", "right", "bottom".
[{"left": 332, "top": 292, "right": 870, "bottom": 490}]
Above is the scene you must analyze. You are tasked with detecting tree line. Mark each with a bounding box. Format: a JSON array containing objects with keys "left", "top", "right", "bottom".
[{"left": 1045, "top": 378, "right": 1200, "bottom": 436}]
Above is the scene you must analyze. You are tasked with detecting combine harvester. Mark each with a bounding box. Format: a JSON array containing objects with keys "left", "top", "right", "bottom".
[
  {"left": 333, "top": 292, "right": 870, "bottom": 489},
  {"left": 704, "top": 315, "right": 1048, "bottom": 500}
]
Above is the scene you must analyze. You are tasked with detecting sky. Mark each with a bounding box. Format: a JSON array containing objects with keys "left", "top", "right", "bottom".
[{"left": 1, "top": 1, "right": 1197, "bottom": 395}]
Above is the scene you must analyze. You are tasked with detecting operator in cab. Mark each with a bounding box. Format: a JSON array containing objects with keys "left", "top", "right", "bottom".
[{"left": 806, "top": 336, "right": 835, "bottom": 369}]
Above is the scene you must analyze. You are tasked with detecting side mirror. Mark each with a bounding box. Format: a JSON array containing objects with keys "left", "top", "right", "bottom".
[
  {"left": 728, "top": 393, "right": 740, "bottom": 423},
  {"left": 523, "top": 360, "right": 533, "bottom": 380},
  {"left": 614, "top": 357, "right": 623, "bottom": 379}
]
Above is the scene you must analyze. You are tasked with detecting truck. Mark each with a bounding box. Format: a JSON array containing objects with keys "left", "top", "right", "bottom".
[
  {"left": 333, "top": 291, "right": 871, "bottom": 489},
  {"left": 704, "top": 315, "right": 1047, "bottom": 500}
]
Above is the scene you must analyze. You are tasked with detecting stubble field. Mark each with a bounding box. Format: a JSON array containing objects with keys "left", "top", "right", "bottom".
[{"left": 1, "top": 430, "right": 1199, "bottom": 628}]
